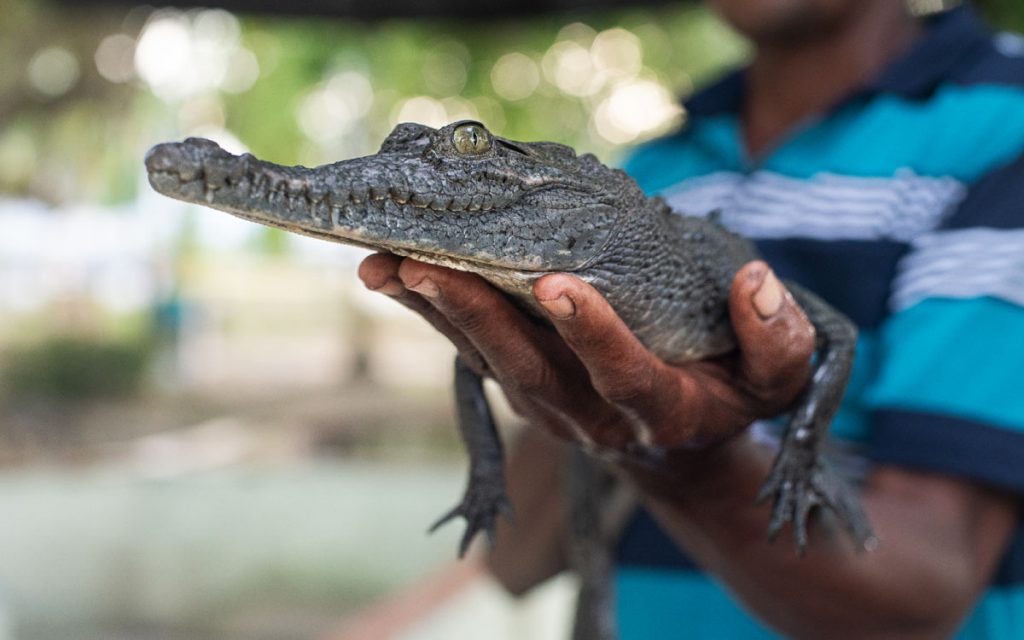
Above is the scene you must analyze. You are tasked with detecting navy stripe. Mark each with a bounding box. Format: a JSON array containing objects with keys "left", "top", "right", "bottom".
[
  {"left": 684, "top": 69, "right": 744, "bottom": 117},
  {"left": 756, "top": 238, "right": 907, "bottom": 329},
  {"left": 684, "top": 7, "right": 1023, "bottom": 120},
  {"left": 868, "top": 410, "right": 1024, "bottom": 494},
  {"left": 951, "top": 34, "right": 1024, "bottom": 88},
  {"left": 870, "top": 7, "right": 991, "bottom": 98},
  {"left": 943, "top": 152, "right": 1024, "bottom": 230},
  {"left": 616, "top": 508, "right": 700, "bottom": 572}
]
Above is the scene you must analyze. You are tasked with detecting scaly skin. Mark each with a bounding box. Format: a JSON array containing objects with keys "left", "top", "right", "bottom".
[
  {"left": 145, "top": 121, "right": 873, "bottom": 574},
  {"left": 145, "top": 121, "right": 754, "bottom": 362}
]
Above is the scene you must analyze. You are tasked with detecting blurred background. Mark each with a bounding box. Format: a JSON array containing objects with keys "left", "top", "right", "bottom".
[{"left": 0, "top": 0, "right": 1020, "bottom": 638}]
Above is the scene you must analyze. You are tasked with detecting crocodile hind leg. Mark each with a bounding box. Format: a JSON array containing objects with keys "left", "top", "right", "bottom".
[
  {"left": 756, "top": 282, "right": 876, "bottom": 553},
  {"left": 430, "top": 356, "right": 514, "bottom": 558},
  {"left": 568, "top": 450, "right": 617, "bottom": 640}
]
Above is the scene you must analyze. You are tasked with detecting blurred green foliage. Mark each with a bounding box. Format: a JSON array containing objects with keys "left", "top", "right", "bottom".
[
  {"left": 0, "top": 0, "right": 749, "bottom": 205},
  {"left": 2, "top": 335, "right": 154, "bottom": 400},
  {"left": 981, "top": 0, "right": 1024, "bottom": 31},
  {"left": 0, "top": 0, "right": 1020, "bottom": 205}
]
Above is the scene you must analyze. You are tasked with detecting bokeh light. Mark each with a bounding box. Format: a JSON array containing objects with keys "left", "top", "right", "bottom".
[
  {"left": 94, "top": 34, "right": 136, "bottom": 83},
  {"left": 592, "top": 77, "right": 684, "bottom": 144},
  {"left": 27, "top": 46, "right": 80, "bottom": 97},
  {"left": 297, "top": 69, "right": 375, "bottom": 143},
  {"left": 391, "top": 95, "right": 450, "bottom": 129},
  {"left": 591, "top": 27, "right": 643, "bottom": 78},
  {"left": 134, "top": 9, "right": 259, "bottom": 101},
  {"left": 490, "top": 52, "right": 540, "bottom": 101},
  {"left": 422, "top": 40, "right": 470, "bottom": 96}
]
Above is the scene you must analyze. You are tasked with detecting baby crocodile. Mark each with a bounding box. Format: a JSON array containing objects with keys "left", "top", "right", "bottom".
[{"left": 145, "top": 120, "right": 874, "bottom": 558}]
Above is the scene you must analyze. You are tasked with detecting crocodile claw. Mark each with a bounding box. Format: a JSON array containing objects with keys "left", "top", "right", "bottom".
[
  {"left": 757, "top": 445, "right": 875, "bottom": 554},
  {"left": 429, "top": 479, "right": 515, "bottom": 558}
]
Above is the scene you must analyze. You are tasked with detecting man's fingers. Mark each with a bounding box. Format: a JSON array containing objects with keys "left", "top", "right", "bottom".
[
  {"left": 358, "top": 253, "right": 489, "bottom": 376},
  {"left": 358, "top": 252, "right": 406, "bottom": 295},
  {"left": 729, "top": 261, "right": 816, "bottom": 406},
  {"left": 397, "top": 259, "right": 564, "bottom": 400},
  {"left": 534, "top": 274, "right": 658, "bottom": 403},
  {"left": 533, "top": 271, "right": 777, "bottom": 449},
  {"left": 531, "top": 273, "right": 696, "bottom": 449}
]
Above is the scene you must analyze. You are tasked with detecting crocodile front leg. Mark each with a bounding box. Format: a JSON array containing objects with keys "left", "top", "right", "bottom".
[
  {"left": 430, "top": 356, "right": 514, "bottom": 558},
  {"left": 756, "top": 282, "right": 876, "bottom": 552}
]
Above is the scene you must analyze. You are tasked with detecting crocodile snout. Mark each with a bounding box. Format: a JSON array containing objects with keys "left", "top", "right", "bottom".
[{"left": 145, "top": 137, "right": 239, "bottom": 183}]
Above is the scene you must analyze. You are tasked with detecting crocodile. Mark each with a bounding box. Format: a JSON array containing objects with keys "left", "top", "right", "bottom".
[{"left": 144, "top": 120, "right": 874, "bottom": 563}]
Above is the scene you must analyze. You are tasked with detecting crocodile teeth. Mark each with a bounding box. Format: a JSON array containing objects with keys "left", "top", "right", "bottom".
[
  {"left": 370, "top": 186, "right": 388, "bottom": 201},
  {"left": 233, "top": 176, "right": 250, "bottom": 195},
  {"left": 314, "top": 201, "right": 330, "bottom": 220},
  {"left": 327, "top": 191, "right": 350, "bottom": 207},
  {"left": 449, "top": 196, "right": 468, "bottom": 211},
  {"left": 307, "top": 184, "right": 327, "bottom": 203},
  {"left": 390, "top": 187, "right": 410, "bottom": 204},
  {"left": 204, "top": 165, "right": 229, "bottom": 188},
  {"left": 250, "top": 176, "right": 267, "bottom": 198},
  {"left": 177, "top": 165, "right": 202, "bottom": 182},
  {"left": 411, "top": 193, "right": 431, "bottom": 207},
  {"left": 429, "top": 195, "right": 451, "bottom": 211},
  {"left": 345, "top": 204, "right": 363, "bottom": 222}
]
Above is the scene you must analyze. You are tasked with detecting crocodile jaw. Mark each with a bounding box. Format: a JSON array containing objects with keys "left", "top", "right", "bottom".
[{"left": 144, "top": 139, "right": 548, "bottom": 285}]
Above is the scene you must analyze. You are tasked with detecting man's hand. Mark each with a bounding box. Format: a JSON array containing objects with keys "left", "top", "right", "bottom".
[
  {"left": 357, "top": 253, "right": 816, "bottom": 457},
  {"left": 359, "top": 252, "right": 1020, "bottom": 640}
]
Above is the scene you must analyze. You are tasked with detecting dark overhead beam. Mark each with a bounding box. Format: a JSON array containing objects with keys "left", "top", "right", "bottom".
[{"left": 52, "top": 0, "right": 689, "bottom": 19}]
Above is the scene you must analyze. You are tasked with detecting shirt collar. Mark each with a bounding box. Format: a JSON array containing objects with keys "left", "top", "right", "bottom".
[{"left": 683, "top": 5, "right": 993, "bottom": 118}]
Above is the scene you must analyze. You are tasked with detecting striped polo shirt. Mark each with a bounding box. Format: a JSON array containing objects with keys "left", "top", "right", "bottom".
[{"left": 615, "top": 6, "right": 1024, "bottom": 638}]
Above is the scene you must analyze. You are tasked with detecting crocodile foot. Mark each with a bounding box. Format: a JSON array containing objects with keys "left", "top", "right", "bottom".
[
  {"left": 429, "top": 476, "right": 515, "bottom": 558},
  {"left": 756, "top": 445, "right": 875, "bottom": 554}
]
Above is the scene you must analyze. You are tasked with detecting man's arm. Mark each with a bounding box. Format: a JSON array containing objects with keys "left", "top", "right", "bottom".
[
  {"left": 631, "top": 437, "right": 1017, "bottom": 639},
  {"left": 486, "top": 426, "right": 570, "bottom": 596},
  {"left": 359, "top": 253, "right": 1019, "bottom": 639}
]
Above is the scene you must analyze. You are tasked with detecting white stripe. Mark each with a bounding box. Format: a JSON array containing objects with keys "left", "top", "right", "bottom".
[
  {"left": 994, "top": 32, "right": 1024, "bottom": 58},
  {"left": 890, "top": 227, "right": 1024, "bottom": 311},
  {"left": 661, "top": 170, "right": 966, "bottom": 242}
]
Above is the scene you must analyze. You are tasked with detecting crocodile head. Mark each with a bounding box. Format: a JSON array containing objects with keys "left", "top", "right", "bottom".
[{"left": 145, "top": 121, "right": 643, "bottom": 283}]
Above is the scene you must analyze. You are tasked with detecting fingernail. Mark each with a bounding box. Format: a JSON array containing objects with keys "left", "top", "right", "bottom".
[
  {"left": 753, "top": 270, "right": 784, "bottom": 319},
  {"left": 539, "top": 294, "right": 575, "bottom": 319},
  {"left": 369, "top": 277, "right": 405, "bottom": 296},
  {"left": 407, "top": 277, "right": 439, "bottom": 299}
]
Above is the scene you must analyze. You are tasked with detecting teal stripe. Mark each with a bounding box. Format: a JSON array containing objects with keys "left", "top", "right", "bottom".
[
  {"left": 626, "top": 83, "right": 1024, "bottom": 189},
  {"left": 864, "top": 297, "right": 1024, "bottom": 431},
  {"left": 767, "top": 84, "right": 1024, "bottom": 180},
  {"left": 623, "top": 115, "right": 744, "bottom": 194},
  {"left": 617, "top": 569, "right": 1024, "bottom": 639},
  {"left": 956, "top": 586, "right": 1024, "bottom": 639},
  {"left": 616, "top": 567, "right": 779, "bottom": 639}
]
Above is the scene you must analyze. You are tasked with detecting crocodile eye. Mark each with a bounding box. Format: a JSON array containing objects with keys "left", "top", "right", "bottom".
[{"left": 452, "top": 123, "right": 491, "bottom": 155}]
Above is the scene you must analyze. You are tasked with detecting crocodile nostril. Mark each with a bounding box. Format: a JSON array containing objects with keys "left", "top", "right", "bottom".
[{"left": 144, "top": 143, "right": 203, "bottom": 181}]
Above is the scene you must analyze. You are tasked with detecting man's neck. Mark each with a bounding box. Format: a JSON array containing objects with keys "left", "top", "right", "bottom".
[{"left": 742, "top": 2, "right": 923, "bottom": 158}]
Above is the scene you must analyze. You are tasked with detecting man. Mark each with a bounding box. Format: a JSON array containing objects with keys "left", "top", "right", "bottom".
[{"left": 359, "top": 0, "right": 1024, "bottom": 637}]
